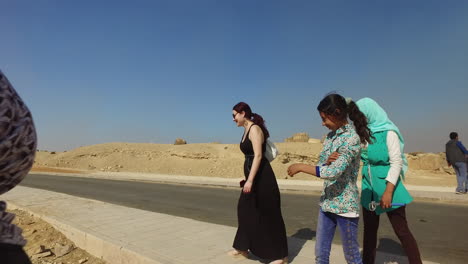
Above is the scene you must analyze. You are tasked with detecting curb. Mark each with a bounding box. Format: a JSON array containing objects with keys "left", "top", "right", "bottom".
[{"left": 7, "top": 203, "right": 165, "bottom": 264}]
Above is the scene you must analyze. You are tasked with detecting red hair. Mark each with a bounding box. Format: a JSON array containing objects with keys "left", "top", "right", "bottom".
[{"left": 233, "top": 102, "right": 270, "bottom": 139}]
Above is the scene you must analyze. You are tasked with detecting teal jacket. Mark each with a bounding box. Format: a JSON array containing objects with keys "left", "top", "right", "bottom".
[{"left": 361, "top": 131, "right": 413, "bottom": 215}]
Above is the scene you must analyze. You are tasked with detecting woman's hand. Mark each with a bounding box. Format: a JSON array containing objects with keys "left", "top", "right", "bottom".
[
  {"left": 380, "top": 189, "right": 393, "bottom": 209},
  {"left": 239, "top": 179, "right": 246, "bottom": 188},
  {"left": 287, "top": 164, "right": 303, "bottom": 177},
  {"left": 326, "top": 151, "right": 340, "bottom": 165},
  {"left": 380, "top": 182, "right": 396, "bottom": 209},
  {"left": 243, "top": 180, "right": 253, "bottom": 193}
]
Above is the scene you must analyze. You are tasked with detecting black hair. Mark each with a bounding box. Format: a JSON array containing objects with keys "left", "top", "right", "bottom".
[
  {"left": 450, "top": 132, "right": 458, "bottom": 140},
  {"left": 317, "top": 93, "right": 372, "bottom": 144}
]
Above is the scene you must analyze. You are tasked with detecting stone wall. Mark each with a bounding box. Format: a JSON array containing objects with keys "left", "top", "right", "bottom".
[
  {"left": 406, "top": 152, "right": 455, "bottom": 174},
  {"left": 285, "top": 133, "right": 310, "bottom": 142}
]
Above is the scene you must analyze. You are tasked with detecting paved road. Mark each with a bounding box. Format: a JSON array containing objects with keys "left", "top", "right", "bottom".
[{"left": 21, "top": 174, "right": 468, "bottom": 263}]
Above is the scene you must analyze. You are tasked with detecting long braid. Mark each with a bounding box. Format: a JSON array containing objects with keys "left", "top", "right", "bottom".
[{"left": 347, "top": 101, "right": 373, "bottom": 144}]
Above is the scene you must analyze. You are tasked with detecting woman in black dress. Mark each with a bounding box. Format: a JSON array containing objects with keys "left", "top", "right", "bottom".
[{"left": 228, "top": 102, "right": 288, "bottom": 264}]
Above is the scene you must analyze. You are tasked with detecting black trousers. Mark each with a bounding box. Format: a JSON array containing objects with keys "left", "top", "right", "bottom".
[
  {"left": 362, "top": 206, "right": 422, "bottom": 264},
  {"left": 0, "top": 243, "right": 32, "bottom": 264}
]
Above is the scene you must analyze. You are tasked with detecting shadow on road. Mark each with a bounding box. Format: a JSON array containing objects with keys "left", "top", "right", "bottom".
[
  {"left": 372, "top": 238, "right": 410, "bottom": 264},
  {"left": 288, "top": 228, "right": 317, "bottom": 262},
  {"left": 376, "top": 237, "right": 405, "bottom": 256}
]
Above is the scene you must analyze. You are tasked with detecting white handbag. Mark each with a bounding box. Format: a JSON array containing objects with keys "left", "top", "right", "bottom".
[{"left": 264, "top": 139, "right": 279, "bottom": 162}]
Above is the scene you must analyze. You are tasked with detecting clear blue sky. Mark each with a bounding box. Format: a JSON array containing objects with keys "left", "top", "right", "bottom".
[{"left": 2, "top": 0, "right": 467, "bottom": 152}]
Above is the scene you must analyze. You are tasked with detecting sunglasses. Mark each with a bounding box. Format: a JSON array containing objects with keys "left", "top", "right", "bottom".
[{"left": 232, "top": 112, "right": 239, "bottom": 119}]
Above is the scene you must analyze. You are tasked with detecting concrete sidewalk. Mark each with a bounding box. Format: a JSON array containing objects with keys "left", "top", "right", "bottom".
[{"left": 4, "top": 186, "right": 440, "bottom": 264}]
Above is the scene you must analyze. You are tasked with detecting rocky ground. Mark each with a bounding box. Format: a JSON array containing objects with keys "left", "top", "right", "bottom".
[{"left": 10, "top": 209, "right": 106, "bottom": 264}]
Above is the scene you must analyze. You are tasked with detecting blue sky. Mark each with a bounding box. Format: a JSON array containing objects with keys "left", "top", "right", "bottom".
[{"left": 1, "top": 0, "right": 467, "bottom": 152}]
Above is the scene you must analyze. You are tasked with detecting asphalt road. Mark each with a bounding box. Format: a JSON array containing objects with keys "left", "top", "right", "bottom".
[{"left": 21, "top": 174, "right": 468, "bottom": 263}]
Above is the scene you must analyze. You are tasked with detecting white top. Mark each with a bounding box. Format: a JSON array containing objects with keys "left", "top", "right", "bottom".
[
  {"left": 385, "top": 130, "right": 403, "bottom": 185},
  {"left": 337, "top": 212, "right": 359, "bottom": 218}
]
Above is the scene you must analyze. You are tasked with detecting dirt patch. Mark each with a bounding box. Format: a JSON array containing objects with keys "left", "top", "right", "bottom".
[{"left": 10, "top": 209, "right": 106, "bottom": 264}]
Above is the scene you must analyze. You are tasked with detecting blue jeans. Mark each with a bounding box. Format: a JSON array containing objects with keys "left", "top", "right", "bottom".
[
  {"left": 454, "top": 162, "right": 468, "bottom": 193},
  {"left": 315, "top": 208, "right": 362, "bottom": 264}
]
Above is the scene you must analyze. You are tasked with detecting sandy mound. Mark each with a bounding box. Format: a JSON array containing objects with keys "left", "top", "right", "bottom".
[
  {"left": 32, "top": 142, "right": 457, "bottom": 186},
  {"left": 33, "top": 142, "right": 323, "bottom": 180}
]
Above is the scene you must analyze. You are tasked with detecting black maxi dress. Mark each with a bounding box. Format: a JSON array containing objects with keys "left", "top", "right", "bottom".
[{"left": 233, "top": 125, "right": 288, "bottom": 259}]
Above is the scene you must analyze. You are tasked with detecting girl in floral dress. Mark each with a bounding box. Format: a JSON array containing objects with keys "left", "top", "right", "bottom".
[{"left": 287, "top": 93, "right": 372, "bottom": 264}]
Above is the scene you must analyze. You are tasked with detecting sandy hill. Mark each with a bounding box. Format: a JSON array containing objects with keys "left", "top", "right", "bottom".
[{"left": 32, "top": 142, "right": 456, "bottom": 186}]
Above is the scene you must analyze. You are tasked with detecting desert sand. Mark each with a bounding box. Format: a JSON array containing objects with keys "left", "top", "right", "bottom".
[{"left": 32, "top": 141, "right": 457, "bottom": 187}]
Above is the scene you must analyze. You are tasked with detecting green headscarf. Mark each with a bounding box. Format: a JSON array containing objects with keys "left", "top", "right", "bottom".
[{"left": 356, "top": 97, "right": 408, "bottom": 177}]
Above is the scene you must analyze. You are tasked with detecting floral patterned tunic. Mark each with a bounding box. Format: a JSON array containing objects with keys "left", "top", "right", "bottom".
[{"left": 317, "top": 124, "right": 361, "bottom": 214}]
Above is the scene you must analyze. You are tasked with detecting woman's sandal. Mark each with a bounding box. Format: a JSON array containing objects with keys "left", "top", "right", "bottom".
[{"left": 227, "top": 249, "right": 249, "bottom": 259}]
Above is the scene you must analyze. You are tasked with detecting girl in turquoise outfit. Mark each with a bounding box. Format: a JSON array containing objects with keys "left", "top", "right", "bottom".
[
  {"left": 356, "top": 98, "right": 422, "bottom": 264},
  {"left": 287, "top": 94, "right": 372, "bottom": 264}
]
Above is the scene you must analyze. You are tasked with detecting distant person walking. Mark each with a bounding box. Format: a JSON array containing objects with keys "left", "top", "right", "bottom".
[
  {"left": 355, "top": 98, "right": 422, "bottom": 264},
  {"left": 445, "top": 132, "right": 468, "bottom": 194},
  {"left": 228, "top": 102, "right": 288, "bottom": 264},
  {"left": 0, "top": 70, "right": 37, "bottom": 264},
  {"left": 287, "top": 94, "right": 372, "bottom": 264}
]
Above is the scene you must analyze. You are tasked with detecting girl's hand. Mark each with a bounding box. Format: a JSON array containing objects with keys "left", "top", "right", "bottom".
[
  {"left": 287, "top": 164, "right": 302, "bottom": 177},
  {"left": 380, "top": 190, "right": 393, "bottom": 209},
  {"left": 243, "top": 180, "right": 253, "bottom": 193},
  {"left": 326, "top": 152, "right": 340, "bottom": 165}
]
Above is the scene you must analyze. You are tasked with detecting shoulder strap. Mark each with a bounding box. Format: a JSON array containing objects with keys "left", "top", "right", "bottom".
[
  {"left": 246, "top": 124, "right": 256, "bottom": 136},
  {"left": 248, "top": 124, "right": 267, "bottom": 144},
  {"left": 242, "top": 124, "right": 255, "bottom": 143}
]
